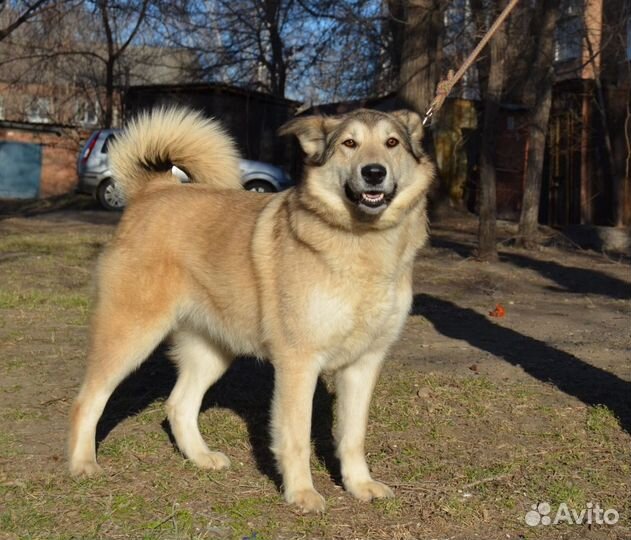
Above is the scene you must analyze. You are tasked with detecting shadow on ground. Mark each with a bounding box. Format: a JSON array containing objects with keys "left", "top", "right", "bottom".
[
  {"left": 412, "top": 293, "right": 631, "bottom": 435},
  {"left": 431, "top": 237, "right": 631, "bottom": 300},
  {"left": 0, "top": 194, "right": 101, "bottom": 219},
  {"left": 501, "top": 252, "right": 631, "bottom": 300},
  {"left": 96, "top": 350, "right": 340, "bottom": 490}
]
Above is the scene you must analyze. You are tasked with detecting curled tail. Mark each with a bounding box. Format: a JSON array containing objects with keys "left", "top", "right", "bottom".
[{"left": 109, "top": 107, "right": 242, "bottom": 201}]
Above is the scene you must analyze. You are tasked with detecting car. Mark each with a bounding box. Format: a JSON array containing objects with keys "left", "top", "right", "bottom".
[{"left": 77, "top": 129, "right": 294, "bottom": 210}]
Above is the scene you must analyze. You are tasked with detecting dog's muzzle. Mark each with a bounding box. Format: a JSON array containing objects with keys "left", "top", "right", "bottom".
[
  {"left": 345, "top": 163, "right": 397, "bottom": 215},
  {"left": 344, "top": 183, "right": 397, "bottom": 215}
]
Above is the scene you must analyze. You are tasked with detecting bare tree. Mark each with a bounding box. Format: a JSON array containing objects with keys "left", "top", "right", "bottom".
[
  {"left": 0, "top": 0, "right": 167, "bottom": 127},
  {"left": 299, "top": 0, "right": 389, "bottom": 101},
  {"left": 158, "top": 0, "right": 304, "bottom": 98},
  {"left": 0, "top": 0, "right": 52, "bottom": 41},
  {"left": 517, "top": 0, "right": 560, "bottom": 247},
  {"left": 469, "top": 0, "right": 509, "bottom": 260},
  {"left": 161, "top": 0, "right": 387, "bottom": 102},
  {"left": 97, "top": 0, "right": 150, "bottom": 127},
  {"left": 0, "top": 2, "right": 94, "bottom": 125}
]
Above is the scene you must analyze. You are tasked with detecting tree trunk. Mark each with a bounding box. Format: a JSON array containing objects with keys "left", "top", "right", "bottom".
[
  {"left": 518, "top": 0, "right": 560, "bottom": 247},
  {"left": 397, "top": 0, "right": 444, "bottom": 116},
  {"left": 476, "top": 1, "right": 507, "bottom": 261},
  {"left": 99, "top": 0, "right": 115, "bottom": 128},
  {"left": 264, "top": 0, "right": 287, "bottom": 98},
  {"left": 98, "top": 0, "right": 148, "bottom": 128},
  {"left": 519, "top": 86, "right": 554, "bottom": 245},
  {"left": 386, "top": 0, "right": 406, "bottom": 85},
  {"left": 103, "top": 58, "right": 115, "bottom": 128}
]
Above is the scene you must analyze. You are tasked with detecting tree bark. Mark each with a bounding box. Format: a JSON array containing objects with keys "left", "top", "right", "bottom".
[
  {"left": 476, "top": 1, "right": 507, "bottom": 261},
  {"left": 517, "top": 0, "right": 560, "bottom": 247},
  {"left": 397, "top": 0, "right": 444, "bottom": 116}
]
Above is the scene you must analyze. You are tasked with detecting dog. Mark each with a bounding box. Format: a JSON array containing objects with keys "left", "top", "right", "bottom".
[{"left": 68, "top": 106, "right": 434, "bottom": 513}]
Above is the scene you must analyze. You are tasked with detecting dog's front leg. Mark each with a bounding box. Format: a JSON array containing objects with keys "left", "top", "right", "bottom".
[
  {"left": 335, "top": 350, "right": 394, "bottom": 502},
  {"left": 271, "top": 362, "right": 324, "bottom": 513}
]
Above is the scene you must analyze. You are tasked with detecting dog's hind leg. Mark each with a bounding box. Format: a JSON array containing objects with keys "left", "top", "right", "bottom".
[
  {"left": 165, "top": 331, "right": 232, "bottom": 470},
  {"left": 68, "top": 304, "right": 173, "bottom": 477}
]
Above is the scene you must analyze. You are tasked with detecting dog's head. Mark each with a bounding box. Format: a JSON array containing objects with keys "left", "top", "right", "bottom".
[{"left": 280, "top": 109, "right": 434, "bottom": 228}]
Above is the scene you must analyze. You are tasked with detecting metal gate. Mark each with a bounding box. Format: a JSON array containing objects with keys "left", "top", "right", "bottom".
[
  {"left": 0, "top": 141, "right": 42, "bottom": 199},
  {"left": 545, "top": 111, "right": 582, "bottom": 226}
]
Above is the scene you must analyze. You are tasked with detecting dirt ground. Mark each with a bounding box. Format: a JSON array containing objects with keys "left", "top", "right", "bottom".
[{"left": 0, "top": 198, "right": 629, "bottom": 540}]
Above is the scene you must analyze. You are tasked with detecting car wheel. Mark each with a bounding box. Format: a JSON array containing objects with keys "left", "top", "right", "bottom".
[
  {"left": 97, "top": 178, "right": 125, "bottom": 211},
  {"left": 245, "top": 180, "right": 276, "bottom": 193}
]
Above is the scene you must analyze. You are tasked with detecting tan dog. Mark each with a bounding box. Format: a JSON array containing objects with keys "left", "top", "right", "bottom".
[{"left": 68, "top": 107, "right": 434, "bottom": 513}]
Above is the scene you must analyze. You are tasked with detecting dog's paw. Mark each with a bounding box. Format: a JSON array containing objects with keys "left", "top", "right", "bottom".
[
  {"left": 346, "top": 479, "right": 394, "bottom": 502},
  {"left": 69, "top": 460, "right": 103, "bottom": 478},
  {"left": 286, "top": 488, "right": 326, "bottom": 513},
  {"left": 191, "top": 451, "right": 231, "bottom": 471}
]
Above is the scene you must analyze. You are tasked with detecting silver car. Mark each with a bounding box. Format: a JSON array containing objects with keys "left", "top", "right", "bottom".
[{"left": 77, "top": 129, "right": 294, "bottom": 210}]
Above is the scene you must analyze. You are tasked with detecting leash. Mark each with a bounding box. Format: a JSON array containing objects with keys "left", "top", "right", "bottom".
[{"left": 423, "top": 0, "right": 521, "bottom": 126}]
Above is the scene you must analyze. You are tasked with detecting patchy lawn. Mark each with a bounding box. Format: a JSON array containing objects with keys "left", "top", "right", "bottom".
[{"left": 0, "top": 206, "right": 629, "bottom": 540}]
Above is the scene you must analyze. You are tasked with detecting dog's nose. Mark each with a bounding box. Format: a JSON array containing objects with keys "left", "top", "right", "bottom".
[{"left": 361, "top": 164, "right": 387, "bottom": 185}]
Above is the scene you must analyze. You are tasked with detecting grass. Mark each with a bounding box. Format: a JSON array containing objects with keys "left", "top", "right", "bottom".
[
  {"left": 1, "top": 367, "right": 629, "bottom": 539},
  {"left": 0, "top": 431, "right": 18, "bottom": 458},
  {"left": 0, "top": 233, "right": 104, "bottom": 261},
  {"left": 586, "top": 404, "right": 621, "bottom": 440},
  {"left": 0, "top": 289, "right": 89, "bottom": 310},
  {"left": 0, "top": 213, "right": 629, "bottom": 539}
]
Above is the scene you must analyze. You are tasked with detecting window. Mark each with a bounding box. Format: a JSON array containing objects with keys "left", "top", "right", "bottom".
[
  {"left": 555, "top": 0, "right": 584, "bottom": 63},
  {"left": 75, "top": 100, "right": 98, "bottom": 126},
  {"left": 26, "top": 97, "right": 52, "bottom": 123},
  {"left": 101, "top": 134, "right": 117, "bottom": 154},
  {"left": 555, "top": 15, "right": 583, "bottom": 62}
]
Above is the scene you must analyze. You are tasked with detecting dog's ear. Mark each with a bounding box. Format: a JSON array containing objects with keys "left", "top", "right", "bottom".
[
  {"left": 391, "top": 110, "right": 424, "bottom": 159},
  {"left": 278, "top": 116, "right": 341, "bottom": 163}
]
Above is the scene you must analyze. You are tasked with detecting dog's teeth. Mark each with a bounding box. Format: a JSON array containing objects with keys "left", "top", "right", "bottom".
[{"left": 362, "top": 193, "right": 384, "bottom": 202}]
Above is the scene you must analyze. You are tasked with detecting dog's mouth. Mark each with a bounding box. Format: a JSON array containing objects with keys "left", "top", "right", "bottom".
[{"left": 344, "top": 183, "right": 397, "bottom": 215}]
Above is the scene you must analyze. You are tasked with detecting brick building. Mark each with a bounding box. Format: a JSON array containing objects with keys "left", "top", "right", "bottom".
[{"left": 0, "top": 45, "right": 197, "bottom": 200}]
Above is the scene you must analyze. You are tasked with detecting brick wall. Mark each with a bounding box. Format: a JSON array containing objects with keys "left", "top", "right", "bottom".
[{"left": 0, "top": 127, "right": 86, "bottom": 197}]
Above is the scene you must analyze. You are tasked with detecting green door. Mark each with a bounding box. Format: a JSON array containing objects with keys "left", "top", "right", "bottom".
[{"left": 0, "top": 141, "right": 42, "bottom": 199}]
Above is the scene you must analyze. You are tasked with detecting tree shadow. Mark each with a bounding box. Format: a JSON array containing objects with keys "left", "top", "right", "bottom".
[
  {"left": 429, "top": 236, "right": 475, "bottom": 258},
  {"left": 430, "top": 237, "right": 630, "bottom": 301},
  {"left": 96, "top": 350, "right": 340, "bottom": 490},
  {"left": 500, "top": 252, "right": 631, "bottom": 300},
  {"left": 0, "top": 194, "right": 104, "bottom": 220},
  {"left": 412, "top": 293, "right": 631, "bottom": 434}
]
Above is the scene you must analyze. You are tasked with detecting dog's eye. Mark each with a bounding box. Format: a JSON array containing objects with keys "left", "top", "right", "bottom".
[
  {"left": 386, "top": 137, "right": 399, "bottom": 148},
  {"left": 342, "top": 139, "right": 357, "bottom": 149}
]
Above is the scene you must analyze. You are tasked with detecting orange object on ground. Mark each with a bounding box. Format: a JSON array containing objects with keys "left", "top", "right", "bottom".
[{"left": 489, "top": 304, "right": 506, "bottom": 317}]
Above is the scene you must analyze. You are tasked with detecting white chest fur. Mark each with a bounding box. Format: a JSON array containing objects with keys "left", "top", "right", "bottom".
[{"left": 303, "top": 268, "right": 413, "bottom": 371}]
